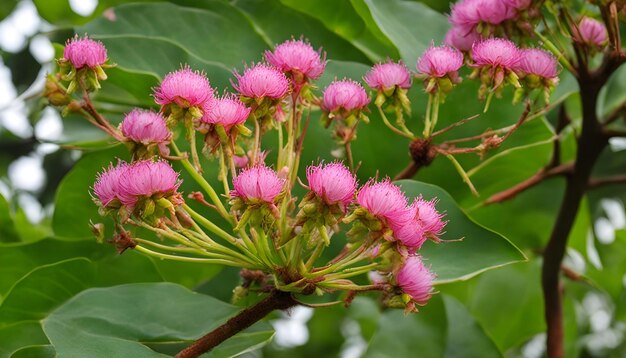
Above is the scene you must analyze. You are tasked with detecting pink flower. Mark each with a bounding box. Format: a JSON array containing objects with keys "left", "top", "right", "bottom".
[
  {"left": 199, "top": 93, "right": 250, "bottom": 131},
  {"left": 356, "top": 179, "right": 407, "bottom": 220},
  {"left": 449, "top": 0, "right": 516, "bottom": 29},
  {"left": 415, "top": 197, "right": 446, "bottom": 239},
  {"left": 516, "top": 48, "right": 558, "bottom": 79},
  {"left": 445, "top": 26, "right": 482, "bottom": 52},
  {"left": 63, "top": 36, "right": 108, "bottom": 69},
  {"left": 121, "top": 109, "right": 171, "bottom": 145},
  {"left": 364, "top": 61, "right": 412, "bottom": 91},
  {"left": 94, "top": 162, "right": 127, "bottom": 208},
  {"left": 232, "top": 166, "right": 285, "bottom": 203},
  {"left": 154, "top": 66, "right": 214, "bottom": 108},
  {"left": 265, "top": 39, "right": 326, "bottom": 80},
  {"left": 232, "top": 63, "right": 289, "bottom": 99},
  {"left": 117, "top": 160, "right": 181, "bottom": 207},
  {"left": 392, "top": 219, "right": 427, "bottom": 250},
  {"left": 306, "top": 162, "right": 357, "bottom": 207},
  {"left": 470, "top": 38, "right": 520, "bottom": 69},
  {"left": 322, "top": 79, "right": 370, "bottom": 112},
  {"left": 396, "top": 255, "right": 435, "bottom": 305},
  {"left": 417, "top": 45, "right": 464, "bottom": 78},
  {"left": 576, "top": 17, "right": 608, "bottom": 47}
]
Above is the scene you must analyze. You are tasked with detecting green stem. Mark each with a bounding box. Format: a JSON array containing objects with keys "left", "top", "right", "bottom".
[
  {"left": 377, "top": 105, "right": 414, "bottom": 139},
  {"left": 430, "top": 91, "right": 440, "bottom": 134},
  {"left": 219, "top": 149, "right": 230, "bottom": 196},
  {"left": 446, "top": 154, "right": 479, "bottom": 196},
  {"left": 135, "top": 245, "right": 246, "bottom": 267},
  {"left": 182, "top": 204, "right": 238, "bottom": 244},
  {"left": 171, "top": 141, "right": 232, "bottom": 224},
  {"left": 423, "top": 93, "right": 433, "bottom": 137}
]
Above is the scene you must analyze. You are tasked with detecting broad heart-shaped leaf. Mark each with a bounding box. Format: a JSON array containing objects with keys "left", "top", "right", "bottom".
[
  {"left": 42, "top": 283, "right": 274, "bottom": 357},
  {"left": 396, "top": 180, "right": 525, "bottom": 283},
  {"left": 0, "top": 321, "right": 49, "bottom": 357},
  {"left": 361, "top": 0, "right": 449, "bottom": 65},
  {"left": 364, "top": 294, "right": 501, "bottom": 358}
]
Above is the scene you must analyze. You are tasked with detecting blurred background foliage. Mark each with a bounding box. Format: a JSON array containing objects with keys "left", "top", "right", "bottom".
[{"left": 0, "top": 0, "right": 625, "bottom": 357}]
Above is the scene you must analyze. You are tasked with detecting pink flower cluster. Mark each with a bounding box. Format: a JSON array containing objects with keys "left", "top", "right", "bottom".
[
  {"left": 471, "top": 38, "right": 520, "bottom": 70},
  {"left": 199, "top": 93, "right": 251, "bottom": 132},
  {"left": 265, "top": 39, "right": 327, "bottom": 82},
  {"left": 306, "top": 162, "right": 357, "bottom": 207},
  {"left": 232, "top": 165, "right": 286, "bottom": 204},
  {"left": 357, "top": 180, "right": 445, "bottom": 251},
  {"left": 322, "top": 79, "right": 370, "bottom": 113},
  {"left": 364, "top": 61, "right": 412, "bottom": 91},
  {"left": 63, "top": 36, "right": 108, "bottom": 69},
  {"left": 94, "top": 160, "right": 180, "bottom": 209},
  {"left": 232, "top": 63, "right": 289, "bottom": 100},
  {"left": 154, "top": 66, "right": 214, "bottom": 109},
  {"left": 516, "top": 48, "right": 558, "bottom": 80},
  {"left": 121, "top": 109, "right": 171, "bottom": 146}
]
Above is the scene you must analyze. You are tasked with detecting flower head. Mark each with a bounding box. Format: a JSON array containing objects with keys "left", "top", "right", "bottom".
[
  {"left": 306, "top": 162, "right": 357, "bottom": 207},
  {"left": 117, "top": 160, "right": 181, "bottom": 208},
  {"left": 516, "top": 48, "right": 558, "bottom": 79},
  {"left": 199, "top": 93, "right": 251, "bottom": 131},
  {"left": 576, "top": 17, "right": 608, "bottom": 48},
  {"left": 322, "top": 79, "right": 370, "bottom": 112},
  {"left": 417, "top": 45, "right": 464, "bottom": 78},
  {"left": 450, "top": 0, "right": 516, "bottom": 30},
  {"left": 232, "top": 63, "right": 289, "bottom": 100},
  {"left": 232, "top": 166, "right": 285, "bottom": 204},
  {"left": 121, "top": 109, "right": 171, "bottom": 145},
  {"left": 391, "top": 217, "right": 427, "bottom": 250},
  {"left": 154, "top": 66, "right": 214, "bottom": 108},
  {"left": 470, "top": 38, "right": 520, "bottom": 69},
  {"left": 265, "top": 39, "right": 326, "bottom": 80},
  {"left": 63, "top": 36, "right": 108, "bottom": 69},
  {"left": 396, "top": 255, "right": 436, "bottom": 305},
  {"left": 356, "top": 179, "right": 408, "bottom": 220},
  {"left": 444, "top": 26, "right": 482, "bottom": 52},
  {"left": 364, "top": 61, "right": 412, "bottom": 91},
  {"left": 415, "top": 197, "right": 446, "bottom": 239},
  {"left": 94, "top": 162, "right": 128, "bottom": 208}
]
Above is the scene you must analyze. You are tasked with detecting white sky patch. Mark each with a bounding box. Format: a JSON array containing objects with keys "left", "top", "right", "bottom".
[
  {"left": 29, "top": 35, "right": 54, "bottom": 63},
  {"left": 8, "top": 155, "right": 45, "bottom": 192},
  {"left": 271, "top": 306, "right": 313, "bottom": 348},
  {"left": 35, "top": 107, "right": 63, "bottom": 141},
  {"left": 594, "top": 217, "right": 615, "bottom": 244},
  {"left": 69, "top": 0, "right": 98, "bottom": 16},
  {"left": 17, "top": 192, "right": 44, "bottom": 222},
  {"left": 0, "top": 1, "right": 40, "bottom": 52},
  {"left": 609, "top": 137, "right": 626, "bottom": 152},
  {"left": 601, "top": 198, "right": 625, "bottom": 229}
]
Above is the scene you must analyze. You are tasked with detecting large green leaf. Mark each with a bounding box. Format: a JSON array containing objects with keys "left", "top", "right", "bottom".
[
  {"left": 361, "top": 0, "right": 449, "bottom": 65},
  {"left": 78, "top": 2, "right": 269, "bottom": 89},
  {"left": 0, "top": 321, "right": 49, "bottom": 357},
  {"left": 364, "top": 294, "right": 501, "bottom": 358},
  {"left": 279, "top": 0, "right": 399, "bottom": 61},
  {"left": 0, "top": 194, "right": 19, "bottom": 243},
  {"left": 52, "top": 146, "right": 128, "bottom": 239},
  {"left": 396, "top": 180, "right": 525, "bottom": 283},
  {"left": 42, "top": 283, "right": 274, "bottom": 357},
  {"left": 0, "top": 258, "right": 94, "bottom": 326}
]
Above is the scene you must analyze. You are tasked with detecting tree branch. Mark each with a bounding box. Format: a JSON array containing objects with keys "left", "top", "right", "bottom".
[
  {"left": 588, "top": 174, "right": 626, "bottom": 189},
  {"left": 176, "top": 290, "right": 297, "bottom": 358}
]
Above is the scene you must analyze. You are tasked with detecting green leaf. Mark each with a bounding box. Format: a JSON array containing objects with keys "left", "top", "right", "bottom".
[
  {"left": 0, "top": 321, "right": 49, "bottom": 357},
  {"left": 78, "top": 2, "right": 269, "bottom": 89},
  {"left": 0, "top": 193, "right": 19, "bottom": 243},
  {"left": 365, "top": 294, "right": 501, "bottom": 358},
  {"left": 361, "top": 0, "right": 449, "bottom": 65},
  {"left": 52, "top": 146, "right": 128, "bottom": 239},
  {"left": 235, "top": 0, "right": 371, "bottom": 64},
  {"left": 279, "top": 0, "right": 399, "bottom": 61},
  {"left": 42, "top": 283, "right": 274, "bottom": 357},
  {"left": 0, "top": 258, "right": 95, "bottom": 326},
  {"left": 0, "top": 0, "right": 17, "bottom": 21},
  {"left": 396, "top": 180, "right": 526, "bottom": 283},
  {"left": 9, "top": 345, "right": 55, "bottom": 358},
  {"left": 365, "top": 295, "right": 446, "bottom": 358}
]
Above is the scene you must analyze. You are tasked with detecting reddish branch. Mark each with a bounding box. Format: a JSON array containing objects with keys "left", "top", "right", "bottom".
[{"left": 176, "top": 290, "right": 297, "bottom": 358}]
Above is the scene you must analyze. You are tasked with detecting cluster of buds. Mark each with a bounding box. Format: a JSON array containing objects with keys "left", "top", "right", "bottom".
[{"left": 47, "top": 34, "right": 453, "bottom": 313}]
